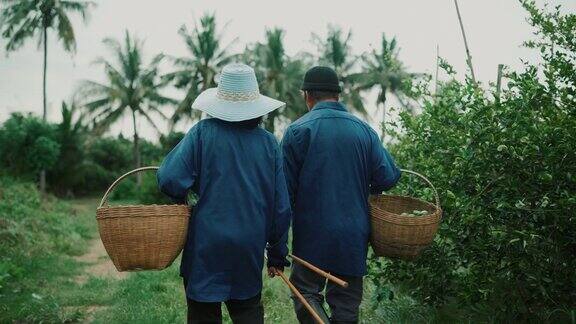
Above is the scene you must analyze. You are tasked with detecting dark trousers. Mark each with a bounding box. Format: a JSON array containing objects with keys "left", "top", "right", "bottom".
[
  {"left": 290, "top": 263, "right": 363, "bottom": 324},
  {"left": 183, "top": 279, "right": 264, "bottom": 324}
]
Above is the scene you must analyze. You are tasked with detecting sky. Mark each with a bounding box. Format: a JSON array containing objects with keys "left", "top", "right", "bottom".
[{"left": 0, "top": 0, "right": 574, "bottom": 140}]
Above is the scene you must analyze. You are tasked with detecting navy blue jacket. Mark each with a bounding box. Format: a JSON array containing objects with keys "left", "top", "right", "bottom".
[
  {"left": 158, "top": 118, "right": 290, "bottom": 302},
  {"left": 281, "top": 101, "right": 400, "bottom": 276}
]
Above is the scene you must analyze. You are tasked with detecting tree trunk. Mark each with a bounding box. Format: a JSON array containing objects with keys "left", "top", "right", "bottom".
[
  {"left": 42, "top": 27, "right": 48, "bottom": 121},
  {"left": 132, "top": 109, "right": 141, "bottom": 186},
  {"left": 39, "top": 170, "right": 46, "bottom": 194},
  {"left": 40, "top": 27, "right": 48, "bottom": 194},
  {"left": 265, "top": 111, "right": 276, "bottom": 134},
  {"left": 380, "top": 89, "right": 387, "bottom": 142}
]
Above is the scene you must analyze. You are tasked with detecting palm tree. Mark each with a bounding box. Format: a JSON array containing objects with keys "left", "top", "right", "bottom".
[
  {"left": 1, "top": 0, "right": 93, "bottom": 192},
  {"left": 80, "top": 31, "right": 174, "bottom": 185},
  {"left": 353, "top": 34, "right": 415, "bottom": 140},
  {"left": 243, "top": 28, "right": 307, "bottom": 134},
  {"left": 312, "top": 25, "right": 367, "bottom": 116},
  {"left": 164, "top": 13, "right": 235, "bottom": 127},
  {"left": 47, "top": 101, "right": 87, "bottom": 196},
  {"left": 0, "top": 0, "right": 94, "bottom": 121}
]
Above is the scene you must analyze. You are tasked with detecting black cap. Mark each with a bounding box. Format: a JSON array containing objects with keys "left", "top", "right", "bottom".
[{"left": 301, "top": 66, "right": 342, "bottom": 93}]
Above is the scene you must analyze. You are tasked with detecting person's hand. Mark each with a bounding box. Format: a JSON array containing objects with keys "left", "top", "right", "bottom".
[{"left": 268, "top": 266, "right": 283, "bottom": 278}]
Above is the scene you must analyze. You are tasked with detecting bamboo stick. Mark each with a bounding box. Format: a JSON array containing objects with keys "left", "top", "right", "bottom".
[
  {"left": 496, "top": 64, "right": 504, "bottom": 102},
  {"left": 289, "top": 254, "right": 348, "bottom": 288},
  {"left": 454, "top": 0, "right": 477, "bottom": 83},
  {"left": 435, "top": 44, "right": 440, "bottom": 96},
  {"left": 274, "top": 269, "right": 326, "bottom": 324}
]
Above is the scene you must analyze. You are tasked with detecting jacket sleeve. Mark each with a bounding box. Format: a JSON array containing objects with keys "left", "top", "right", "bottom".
[
  {"left": 266, "top": 145, "right": 291, "bottom": 268},
  {"left": 157, "top": 125, "right": 200, "bottom": 203},
  {"left": 280, "top": 127, "right": 301, "bottom": 206},
  {"left": 369, "top": 131, "right": 401, "bottom": 194}
]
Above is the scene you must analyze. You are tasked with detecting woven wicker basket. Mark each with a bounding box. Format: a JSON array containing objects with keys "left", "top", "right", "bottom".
[
  {"left": 369, "top": 169, "right": 442, "bottom": 260},
  {"left": 96, "top": 167, "right": 190, "bottom": 271}
]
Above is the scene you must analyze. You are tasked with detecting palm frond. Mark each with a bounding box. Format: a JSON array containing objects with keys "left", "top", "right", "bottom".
[
  {"left": 2, "top": 15, "right": 40, "bottom": 50},
  {"left": 138, "top": 109, "right": 162, "bottom": 135},
  {"left": 55, "top": 7, "right": 76, "bottom": 51},
  {"left": 169, "top": 12, "right": 234, "bottom": 125},
  {"left": 91, "top": 105, "right": 126, "bottom": 135},
  {"left": 83, "top": 97, "right": 113, "bottom": 112},
  {"left": 1, "top": 0, "right": 93, "bottom": 53},
  {"left": 79, "top": 31, "right": 171, "bottom": 137},
  {"left": 59, "top": 0, "right": 94, "bottom": 21}
]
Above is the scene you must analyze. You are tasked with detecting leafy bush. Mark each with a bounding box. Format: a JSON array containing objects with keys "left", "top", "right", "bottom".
[
  {"left": 137, "top": 171, "right": 172, "bottom": 205},
  {"left": 77, "top": 136, "right": 134, "bottom": 195},
  {"left": 0, "top": 113, "right": 60, "bottom": 180},
  {"left": 109, "top": 177, "right": 138, "bottom": 200},
  {"left": 80, "top": 136, "right": 165, "bottom": 197},
  {"left": 87, "top": 136, "right": 133, "bottom": 174},
  {"left": 370, "top": 2, "right": 576, "bottom": 320},
  {"left": 160, "top": 131, "right": 185, "bottom": 154},
  {"left": 140, "top": 139, "right": 164, "bottom": 166}
]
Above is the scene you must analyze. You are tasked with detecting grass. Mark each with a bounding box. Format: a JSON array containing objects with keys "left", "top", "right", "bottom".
[
  {"left": 0, "top": 178, "right": 444, "bottom": 323},
  {"left": 85, "top": 261, "right": 417, "bottom": 324},
  {"left": 0, "top": 177, "right": 96, "bottom": 323},
  {"left": 82, "top": 255, "right": 296, "bottom": 323}
]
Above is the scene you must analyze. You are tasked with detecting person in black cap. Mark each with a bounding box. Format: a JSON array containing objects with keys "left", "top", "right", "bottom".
[{"left": 281, "top": 66, "right": 401, "bottom": 324}]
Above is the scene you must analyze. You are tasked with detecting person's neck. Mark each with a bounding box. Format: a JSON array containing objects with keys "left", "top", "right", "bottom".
[
  {"left": 317, "top": 99, "right": 338, "bottom": 104},
  {"left": 309, "top": 99, "right": 338, "bottom": 111}
]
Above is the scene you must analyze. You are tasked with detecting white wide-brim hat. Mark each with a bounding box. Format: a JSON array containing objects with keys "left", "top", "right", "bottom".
[{"left": 192, "top": 63, "right": 285, "bottom": 122}]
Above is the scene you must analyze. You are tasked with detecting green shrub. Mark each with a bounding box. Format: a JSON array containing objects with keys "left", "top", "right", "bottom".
[
  {"left": 370, "top": 2, "right": 576, "bottom": 320},
  {"left": 75, "top": 136, "right": 134, "bottom": 195},
  {"left": 137, "top": 171, "right": 172, "bottom": 205},
  {"left": 140, "top": 139, "right": 164, "bottom": 166},
  {"left": 0, "top": 113, "right": 60, "bottom": 180},
  {"left": 87, "top": 136, "right": 133, "bottom": 174},
  {"left": 109, "top": 177, "right": 137, "bottom": 200},
  {"left": 160, "top": 131, "right": 185, "bottom": 154}
]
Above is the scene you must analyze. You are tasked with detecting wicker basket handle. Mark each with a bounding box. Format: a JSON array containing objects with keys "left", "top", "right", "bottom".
[
  {"left": 400, "top": 169, "right": 440, "bottom": 207},
  {"left": 98, "top": 166, "right": 159, "bottom": 208}
]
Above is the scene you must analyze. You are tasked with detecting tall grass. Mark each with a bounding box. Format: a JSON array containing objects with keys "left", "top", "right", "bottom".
[{"left": 0, "top": 176, "right": 95, "bottom": 322}]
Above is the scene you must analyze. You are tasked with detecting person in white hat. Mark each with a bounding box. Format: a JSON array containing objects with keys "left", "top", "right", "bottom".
[{"left": 157, "top": 63, "right": 291, "bottom": 324}]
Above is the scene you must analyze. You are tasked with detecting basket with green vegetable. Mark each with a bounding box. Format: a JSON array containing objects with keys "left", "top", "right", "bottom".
[
  {"left": 96, "top": 167, "right": 190, "bottom": 271},
  {"left": 369, "top": 169, "right": 442, "bottom": 259}
]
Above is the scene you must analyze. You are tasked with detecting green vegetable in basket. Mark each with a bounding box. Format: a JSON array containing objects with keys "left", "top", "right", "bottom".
[{"left": 400, "top": 210, "right": 429, "bottom": 217}]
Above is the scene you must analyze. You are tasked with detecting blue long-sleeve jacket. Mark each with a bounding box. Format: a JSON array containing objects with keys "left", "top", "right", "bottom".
[
  {"left": 281, "top": 101, "right": 401, "bottom": 277},
  {"left": 158, "top": 118, "right": 291, "bottom": 302}
]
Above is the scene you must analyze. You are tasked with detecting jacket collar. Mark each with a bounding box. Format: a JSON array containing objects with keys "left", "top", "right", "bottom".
[{"left": 312, "top": 101, "right": 348, "bottom": 112}]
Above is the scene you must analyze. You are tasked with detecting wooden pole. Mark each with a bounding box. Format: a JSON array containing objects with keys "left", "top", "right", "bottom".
[
  {"left": 289, "top": 254, "right": 348, "bottom": 288},
  {"left": 496, "top": 64, "right": 504, "bottom": 102},
  {"left": 274, "top": 269, "right": 326, "bottom": 324},
  {"left": 454, "top": 0, "right": 477, "bottom": 83},
  {"left": 434, "top": 44, "right": 440, "bottom": 96}
]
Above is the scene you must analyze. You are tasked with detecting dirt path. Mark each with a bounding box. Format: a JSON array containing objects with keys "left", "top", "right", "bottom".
[
  {"left": 68, "top": 199, "right": 129, "bottom": 322},
  {"left": 72, "top": 198, "right": 128, "bottom": 283},
  {"left": 75, "top": 238, "right": 128, "bottom": 284}
]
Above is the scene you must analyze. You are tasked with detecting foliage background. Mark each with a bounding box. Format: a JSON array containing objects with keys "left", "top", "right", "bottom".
[{"left": 0, "top": 0, "right": 574, "bottom": 322}]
